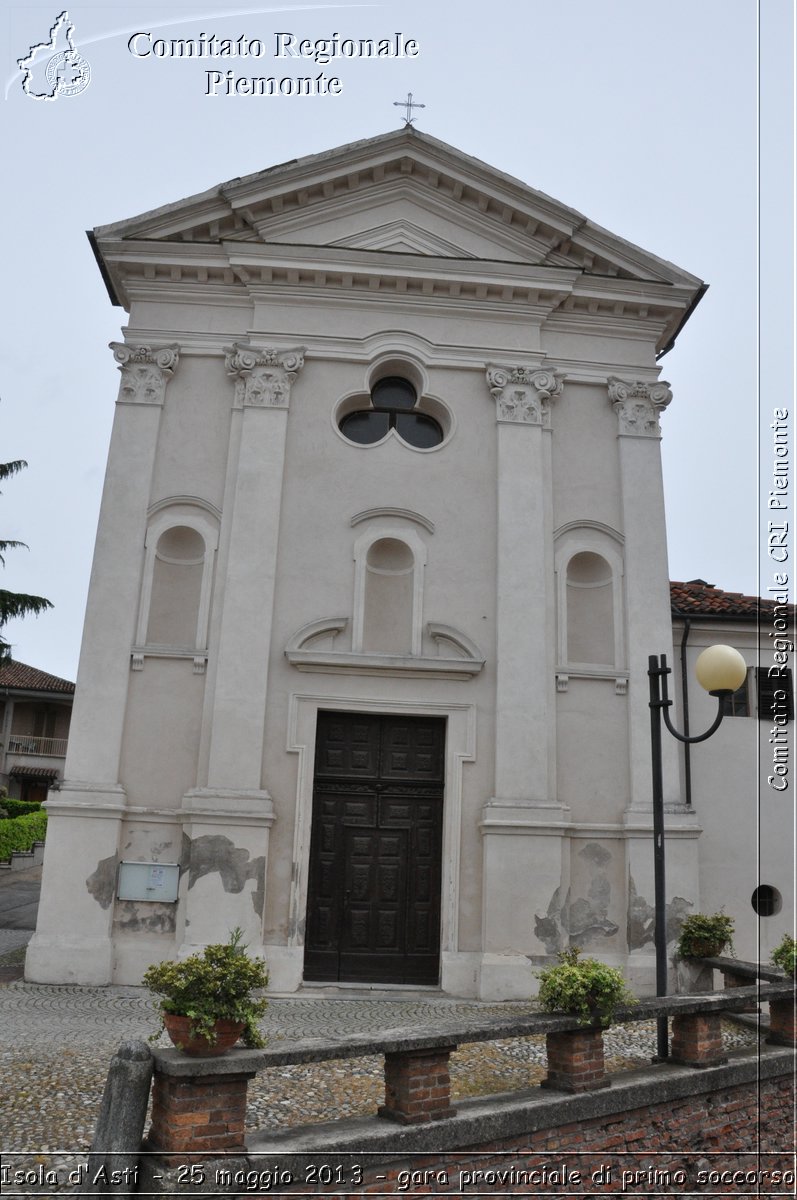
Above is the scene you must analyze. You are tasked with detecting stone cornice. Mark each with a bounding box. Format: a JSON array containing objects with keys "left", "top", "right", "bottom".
[
  {"left": 608, "top": 376, "right": 673, "bottom": 437},
  {"left": 224, "top": 343, "right": 306, "bottom": 408},
  {"left": 97, "top": 240, "right": 688, "bottom": 349},
  {"left": 486, "top": 365, "right": 565, "bottom": 426},
  {"left": 109, "top": 342, "right": 180, "bottom": 405}
]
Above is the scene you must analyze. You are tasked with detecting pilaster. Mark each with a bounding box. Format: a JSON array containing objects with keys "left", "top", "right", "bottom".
[
  {"left": 65, "top": 344, "right": 179, "bottom": 783},
  {"left": 203, "top": 345, "right": 305, "bottom": 791},
  {"left": 608, "top": 377, "right": 680, "bottom": 813},
  {"left": 480, "top": 365, "right": 567, "bottom": 989}
]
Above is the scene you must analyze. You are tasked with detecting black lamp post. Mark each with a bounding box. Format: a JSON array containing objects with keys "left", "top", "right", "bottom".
[{"left": 647, "top": 643, "right": 748, "bottom": 1060}]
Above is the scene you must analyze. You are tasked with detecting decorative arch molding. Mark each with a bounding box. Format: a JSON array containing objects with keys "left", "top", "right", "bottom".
[
  {"left": 132, "top": 500, "right": 220, "bottom": 672},
  {"left": 554, "top": 523, "right": 627, "bottom": 693},
  {"left": 350, "top": 508, "right": 435, "bottom": 533},
  {"left": 554, "top": 519, "right": 624, "bottom": 546},
  {"left": 148, "top": 494, "right": 222, "bottom": 522}
]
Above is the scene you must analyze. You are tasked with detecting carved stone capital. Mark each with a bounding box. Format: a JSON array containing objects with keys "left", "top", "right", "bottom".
[
  {"left": 224, "top": 343, "right": 306, "bottom": 408},
  {"left": 110, "top": 343, "right": 179, "bottom": 406},
  {"left": 486, "top": 365, "right": 564, "bottom": 426},
  {"left": 608, "top": 377, "right": 672, "bottom": 437}
]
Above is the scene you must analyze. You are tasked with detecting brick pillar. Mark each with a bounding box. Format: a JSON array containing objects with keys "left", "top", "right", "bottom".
[
  {"left": 542, "top": 1029, "right": 609, "bottom": 1093},
  {"left": 378, "top": 1047, "right": 457, "bottom": 1124},
  {"left": 146, "top": 1048, "right": 265, "bottom": 1161},
  {"left": 722, "top": 968, "right": 758, "bottom": 1013},
  {"left": 670, "top": 1012, "right": 727, "bottom": 1067},
  {"left": 767, "top": 997, "right": 797, "bottom": 1046}
]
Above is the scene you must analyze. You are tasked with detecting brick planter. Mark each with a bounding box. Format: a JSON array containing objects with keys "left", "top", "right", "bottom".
[
  {"left": 722, "top": 967, "right": 759, "bottom": 1013},
  {"left": 670, "top": 1012, "right": 727, "bottom": 1067},
  {"left": 767, "top": 996, "right": 797, "bottom": 1046},
  {"left": 146, "top": 1048, "right": 266, "bottom": 1162},
  {"left": 378, "top": 1047, "right": 457, "bottom": 1124},
  {"left": 542, "top": 1027, "right": 609, "bottom": 1093}
]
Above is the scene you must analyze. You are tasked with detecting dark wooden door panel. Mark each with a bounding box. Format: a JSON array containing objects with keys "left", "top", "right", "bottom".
[{"left": 305, "top": 713, "right": 445, "bottom": 985}]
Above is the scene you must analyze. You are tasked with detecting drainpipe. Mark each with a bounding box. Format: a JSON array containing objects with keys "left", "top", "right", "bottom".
[{"left": 679, "top": 619, "right": 692, "bottom": 806}]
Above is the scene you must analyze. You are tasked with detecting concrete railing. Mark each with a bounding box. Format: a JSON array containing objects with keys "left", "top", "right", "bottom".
[{"left": 143, "top": 979, "right": 796, "bottom": 1160}]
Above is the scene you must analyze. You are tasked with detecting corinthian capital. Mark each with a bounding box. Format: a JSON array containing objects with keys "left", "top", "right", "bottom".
[
  {"left": 110, "top": 343, "right": 180, "bottom": 405},
  {"left": 486, "top": 365, "right": 565, "bottom": 426},
  {"left": 224, "top": 343, "right": 306, "bottom": 409},
  {"left": 608, "top": 377, "right": 672, "bottom": 437}
]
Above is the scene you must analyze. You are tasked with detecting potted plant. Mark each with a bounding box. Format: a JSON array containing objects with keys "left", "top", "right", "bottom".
[
  {"left": 676, "top": 912, "right": 735, "bottom": 960},
  {"left": 771, "top": 934, "right": 797, "bottom": 979},
  {"left": 142, "top": 928, "right": 269, "bottom": 1055},
  {"left": 537, "top": 946, "right": 636, "bottom": 1028}
]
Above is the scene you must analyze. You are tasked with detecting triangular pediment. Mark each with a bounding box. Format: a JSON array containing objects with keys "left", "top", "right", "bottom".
[
  {"left": 332, "top": 219, "right": 473, "bottom": 258},
  {"left": 94, "top": 128, "right": 702, "bottom": 290}
]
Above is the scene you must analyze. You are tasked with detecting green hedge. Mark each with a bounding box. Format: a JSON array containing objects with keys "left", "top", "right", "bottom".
[
  {"left": 0, "top": 811, "right": 47, "bottom": 861},
  {"left": 0, "top": 799, "right": 43, "bottom": 819}
]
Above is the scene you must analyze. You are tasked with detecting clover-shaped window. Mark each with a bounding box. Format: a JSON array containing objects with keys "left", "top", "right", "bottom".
[{"left": 338, "top": 377, "right": 444, "bottom": 449}]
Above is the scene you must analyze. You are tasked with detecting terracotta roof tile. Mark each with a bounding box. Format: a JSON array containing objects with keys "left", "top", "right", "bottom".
[
  {"left": 670, "top": 579, "right": 793, "bottom": 621},
  {"left": 0, "top": 660, "right": 75, "bottom": 694}
]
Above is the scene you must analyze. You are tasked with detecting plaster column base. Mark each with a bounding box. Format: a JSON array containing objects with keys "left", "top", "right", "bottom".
[
  {"left": 261, "top": 945, "right": 304, "bottom": 993},
  {"left": 481, "top": 800, "right": 571, "bottom": 965},
  {"left": 440, "top": 951, "right": 481, "bottom": 998},
  {"left": 25, "top": 782, "right": 127, "bottom": 985},
  {"left": 478, "top": 953, "right": 537, "bottom": 1001},
  {"left": 25, "top": 933, "right": 114, "bottom": 985},
  {"left": 177, "top": 789, "right": 275, "bottom": 952}
]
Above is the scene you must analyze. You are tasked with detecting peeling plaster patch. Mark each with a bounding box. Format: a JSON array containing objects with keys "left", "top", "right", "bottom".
[
  {"left": 534, "top": 886, "right": 568, "bottom": 954},
  {"left": 568, "top": 843, "right": 618, "bottom": 948},
  {"left": 113, "top": 901, "right": 176, "bottom": 935},
  {"left": 186, "top": 834, "right": 265, "bottom": 897},
  {"left": 86, "top": 854, "right": 118, "bottom": 910},
  {"left": 579, "top": 842, "right": 612, "bottom": 868},
  {"left": 251, "top": 861, "right": 266, "bottom": 917},
  {"left": 627, "top": 875, "right": 693, "bottom": 949}
]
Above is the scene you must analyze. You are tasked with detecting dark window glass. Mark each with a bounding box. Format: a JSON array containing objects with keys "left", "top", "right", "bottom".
[
  {"left": 720, "top": 679, "right": 750, "bottom": 717},
  {"left": 338, "top": 375, "right": 444, "bottom": 449},
  {"left": 757, "top": 667, "right": 794, "bottom": 722},
  {"left": 339, "top": 410, "right": 390, "bottom": 445},
  {"left": 395, "top": 412, "right": 444, "bottom": 449},
  {"left": 751, "top": 884, "right": 781, "bottom": 917},
  {"left": 372, "top": 377, "right": 417, "bottom": 410}
]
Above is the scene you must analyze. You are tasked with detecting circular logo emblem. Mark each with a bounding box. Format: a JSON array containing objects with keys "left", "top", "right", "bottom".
[{"left": 45, "top": 50, "right": 91, "bottom": 97}]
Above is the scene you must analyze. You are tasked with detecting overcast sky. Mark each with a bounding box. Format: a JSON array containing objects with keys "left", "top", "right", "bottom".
[{"left": 2, "top": 0, "right": 794, "bottom": 681}]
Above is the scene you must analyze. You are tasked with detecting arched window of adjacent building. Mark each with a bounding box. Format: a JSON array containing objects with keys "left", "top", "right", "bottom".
[
  {"left": 555, "top": 524, "right": 625, "bottom": 674},
  {"left": 352, "top": 527, "right": 426, "bottom": 657},
  {"left": 135, "top": 502, "right": 220, "bottom": 657}
]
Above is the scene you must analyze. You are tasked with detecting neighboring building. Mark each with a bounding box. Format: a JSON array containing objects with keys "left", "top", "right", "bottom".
[
  {"left": 0, "top": 660, "right": 74, "bottom": 803},
  {"left": 669, "top": 580, "right": 794, "bottom": 967},
  {"left": 25, "top": 128, "right": 792, "bottom": 997}
]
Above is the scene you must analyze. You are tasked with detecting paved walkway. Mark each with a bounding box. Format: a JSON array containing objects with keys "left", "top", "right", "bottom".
[{"left": 0, "top": 862, "right": 39, "bottom": 949}]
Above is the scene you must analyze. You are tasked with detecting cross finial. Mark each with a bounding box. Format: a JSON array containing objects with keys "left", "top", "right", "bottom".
[{"left": 393, "top": 92, "right": 425, "bottom": 127}]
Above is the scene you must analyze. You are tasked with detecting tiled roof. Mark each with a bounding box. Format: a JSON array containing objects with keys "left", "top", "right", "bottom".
[
  {"left": 671, "top": 579, "right": 792, "bottom": 621},
  {"left": 0, "top": 660, "right": 75, "bottom": 694}
]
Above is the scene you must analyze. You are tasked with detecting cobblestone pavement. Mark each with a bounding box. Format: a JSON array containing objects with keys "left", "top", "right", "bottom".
[{"left": 0, "top": 977, "right": 760, "bottom": 1155}]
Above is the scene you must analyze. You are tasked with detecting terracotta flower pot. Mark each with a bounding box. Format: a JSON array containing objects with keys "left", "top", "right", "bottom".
[
  {"left": 686, "top": 939, "right": 727, "bottom": 959},
  {"left": 163, "top": 1012, "right": 245, "bottom": 1056}
]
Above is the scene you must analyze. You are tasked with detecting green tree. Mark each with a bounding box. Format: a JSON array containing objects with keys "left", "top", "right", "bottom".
[{"left": 1, "top": 459, "right": 52, "bottom": 661}]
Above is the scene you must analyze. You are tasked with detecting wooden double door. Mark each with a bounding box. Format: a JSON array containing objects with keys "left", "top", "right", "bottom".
[{"left": 304, "top": 712, "right": 445, "bottom": 986}]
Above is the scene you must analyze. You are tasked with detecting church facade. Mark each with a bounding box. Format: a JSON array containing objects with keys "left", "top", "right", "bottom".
[{"left": 28, "top": 129, "right": 722, "bottom": 997}]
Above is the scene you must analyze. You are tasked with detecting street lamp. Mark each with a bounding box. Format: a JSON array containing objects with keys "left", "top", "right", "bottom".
[{"left": 647, "top": 643, "right": 748, "bottom": 1059}]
